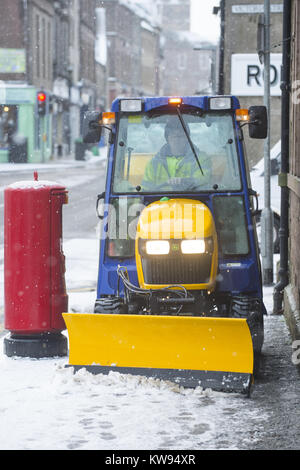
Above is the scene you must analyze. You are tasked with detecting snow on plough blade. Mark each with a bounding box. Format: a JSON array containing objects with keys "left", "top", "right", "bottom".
[{"left": 63, "top": 313, "right": 254, "bottom": 395}]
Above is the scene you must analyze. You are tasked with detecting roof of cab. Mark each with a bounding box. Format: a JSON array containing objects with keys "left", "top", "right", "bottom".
[{"left": 111, "top": 95, "right": 241, "bottom": 112}]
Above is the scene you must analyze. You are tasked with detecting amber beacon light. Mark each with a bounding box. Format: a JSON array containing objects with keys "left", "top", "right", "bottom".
[{"left": 169, "top": 97, "right": 182, "bottom": 105}]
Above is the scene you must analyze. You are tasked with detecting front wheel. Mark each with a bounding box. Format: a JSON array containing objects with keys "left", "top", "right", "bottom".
[
  {"left": 94, "top": 297, "right": 128, "bottom": 314},
  {"left": 253, "top": 351, "right": 262, "bottom": 378}
]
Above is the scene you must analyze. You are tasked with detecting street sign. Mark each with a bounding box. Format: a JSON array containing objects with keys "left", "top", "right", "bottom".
[
  {"left": 232, "top": 4, "right": 283, "bottom": 14},
  {"left": 231, "top": 53, "right": 282, "bottom": 96}
]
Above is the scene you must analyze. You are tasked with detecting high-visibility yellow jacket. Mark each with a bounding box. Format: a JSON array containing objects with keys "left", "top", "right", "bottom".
[{"left": 142, "top": 144, "right": 211, "bottom": 190}]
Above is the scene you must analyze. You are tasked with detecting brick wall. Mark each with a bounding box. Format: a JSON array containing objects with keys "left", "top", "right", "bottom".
[{"left": 0, "top": 0, "right": 23, "bottom": 48}]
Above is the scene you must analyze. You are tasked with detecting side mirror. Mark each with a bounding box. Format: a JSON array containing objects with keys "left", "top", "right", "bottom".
[
  {"left": 82, "top": 111, "right": 102, "bottom": 143},
  {"left": 249, "top": 188, "right": 260, "bottom": 216},
  {"left": 96, "top": 191, "right": 105, "bottom": 219},
  {"left": 248, "top": 106, "right": 268, "bottom": 139}
]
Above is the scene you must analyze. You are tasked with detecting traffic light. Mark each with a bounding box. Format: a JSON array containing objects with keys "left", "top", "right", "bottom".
[{"left": 37, "top": 91, "right": 47, "bottom": 116}]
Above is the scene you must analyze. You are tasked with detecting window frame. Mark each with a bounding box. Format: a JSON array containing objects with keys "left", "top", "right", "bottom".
[{"left": 111, "top": 109, "right": 243, "bottom": 196}]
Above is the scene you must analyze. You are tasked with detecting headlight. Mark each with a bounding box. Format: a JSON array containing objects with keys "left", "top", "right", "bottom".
[
  {"left": 181, "top": 239, "right": 205, "bottom": 254},
  {"left": 120, "top": 99, "right": 143, "bottom": 112},
  {"left": 146, "top": 240, "right": 170, "bottom": 255},
  {"left": 209, "top": 97, "right": 232, "bottom": 110}
]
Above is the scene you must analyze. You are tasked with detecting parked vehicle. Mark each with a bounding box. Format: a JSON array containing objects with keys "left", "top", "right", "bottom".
[{"left": 251, "top": 140, "right": 281, "bottom": 253}]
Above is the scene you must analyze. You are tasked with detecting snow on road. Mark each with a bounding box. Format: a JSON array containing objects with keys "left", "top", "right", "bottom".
[
  {"left": 0, "top": 353, "right": 219, "bottom": 450},
  {"left": 0, "top": 330, "right": 270, "bottom": 450}
]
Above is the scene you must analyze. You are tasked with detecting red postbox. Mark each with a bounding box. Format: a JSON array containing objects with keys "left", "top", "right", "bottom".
[{"left": 4, "top": 174, "right": 68, "bottom": 357}]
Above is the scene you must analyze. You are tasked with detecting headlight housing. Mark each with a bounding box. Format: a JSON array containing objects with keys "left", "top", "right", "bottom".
[{"left": 181, "top": 239, "right": 205, "bottom": 254}]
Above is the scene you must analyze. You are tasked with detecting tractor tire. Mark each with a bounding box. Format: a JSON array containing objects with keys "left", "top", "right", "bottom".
[
  {"left": 230, "top": 296, "right": 264, "bottom": 378},
  {"left": 94, "top": 297, "right": 128, "bottom": 314}
]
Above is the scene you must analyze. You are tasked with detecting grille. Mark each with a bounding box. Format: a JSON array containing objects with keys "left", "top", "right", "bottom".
[{"left": 141, "top": 254, "right": 212, "bottom": 285}]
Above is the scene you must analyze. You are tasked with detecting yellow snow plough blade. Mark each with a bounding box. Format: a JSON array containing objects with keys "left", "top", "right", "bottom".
[{"left": 63, "top": 313, "right": 254, "bottom": 395}]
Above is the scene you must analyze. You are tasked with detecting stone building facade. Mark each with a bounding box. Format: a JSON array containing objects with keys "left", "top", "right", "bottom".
[
  {"left": 102, "top": 0, "right": 161, "bottom": 104},
  {"left": 101, "top": 0, "right": 215, "bottom": 105},
  {"left": 157, "top": 0, "right": 216, "bottom": 97},
  {"left": 160, "top": 32, "right": 215, "bottom": 96},
  {"left": 222, "top": 0, "right": 283, "bottom": 166},
  {"left": 141, "top": 22, "right": 161, "bottom": 96}
]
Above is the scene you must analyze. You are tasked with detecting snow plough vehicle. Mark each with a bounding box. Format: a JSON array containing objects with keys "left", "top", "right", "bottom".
[{"left": 63, "top": 95, "right": 268, "bottom": 395}]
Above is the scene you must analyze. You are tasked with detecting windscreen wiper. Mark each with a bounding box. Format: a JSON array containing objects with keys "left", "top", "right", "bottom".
[{"left": 176, "top": 108, "right": 204, "bottom": 175}]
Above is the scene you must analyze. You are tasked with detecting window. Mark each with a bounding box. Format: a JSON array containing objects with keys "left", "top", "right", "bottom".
[
  {"left": 0, "top": 105, "right": 18, "bottom": 149},
  {"left": 106, "top": 196, "right": 143, "bottom": 258},
  {"left": 42, "top": 18, "right": 46, "bottom": 79},
  {"left": 36, "top": 14, "right": 40, "bottom": 78},
  {"left": 34, "top": 10, "right": 52, "bottom": 82},
  {"left": 48, "top": 21, "right": 52, "bottom": 81},
  {"left": 213, "top": 196, "right": 249, "bottom": 255},
  {"left": 112, "top": 111, "right": 242, "bottom": 193}
]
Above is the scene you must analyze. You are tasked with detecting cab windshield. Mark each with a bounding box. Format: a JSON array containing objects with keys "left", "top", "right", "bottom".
[{"left": 112, "top": 110, "right": 242, "bottom": 193}]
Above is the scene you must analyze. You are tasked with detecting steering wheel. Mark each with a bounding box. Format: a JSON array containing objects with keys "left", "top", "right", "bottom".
[{"left": 152, "top": 177, "right": 201, "bottom": 191}]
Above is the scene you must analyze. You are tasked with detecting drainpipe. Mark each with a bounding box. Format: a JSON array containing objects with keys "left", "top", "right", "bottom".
[
  {"left": 262, "top": 0, "right": 273, "bottom": 286},
  {"left": 218, "top": 0, "right": 225, "bottom": 95},
  {"left": 273, "top": 0, "right": 291, "bottom": 314}
]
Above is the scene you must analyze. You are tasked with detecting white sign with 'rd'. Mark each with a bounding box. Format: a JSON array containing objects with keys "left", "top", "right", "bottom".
[{"left": 231, "top": 53, "right": 283, "bottom": 96}]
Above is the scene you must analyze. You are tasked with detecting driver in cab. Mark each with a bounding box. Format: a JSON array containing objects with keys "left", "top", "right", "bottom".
[{"left": 141, "top": 119, "right": 210, "bottom": 191}]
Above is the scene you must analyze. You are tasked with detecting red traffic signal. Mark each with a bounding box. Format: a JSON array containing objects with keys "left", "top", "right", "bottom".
[
  {"left": 37, "top": 91, "right": 47, "bottom": 116},
  {"left": 37, "top": 92, "right": 46, "bottom": 102}
]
